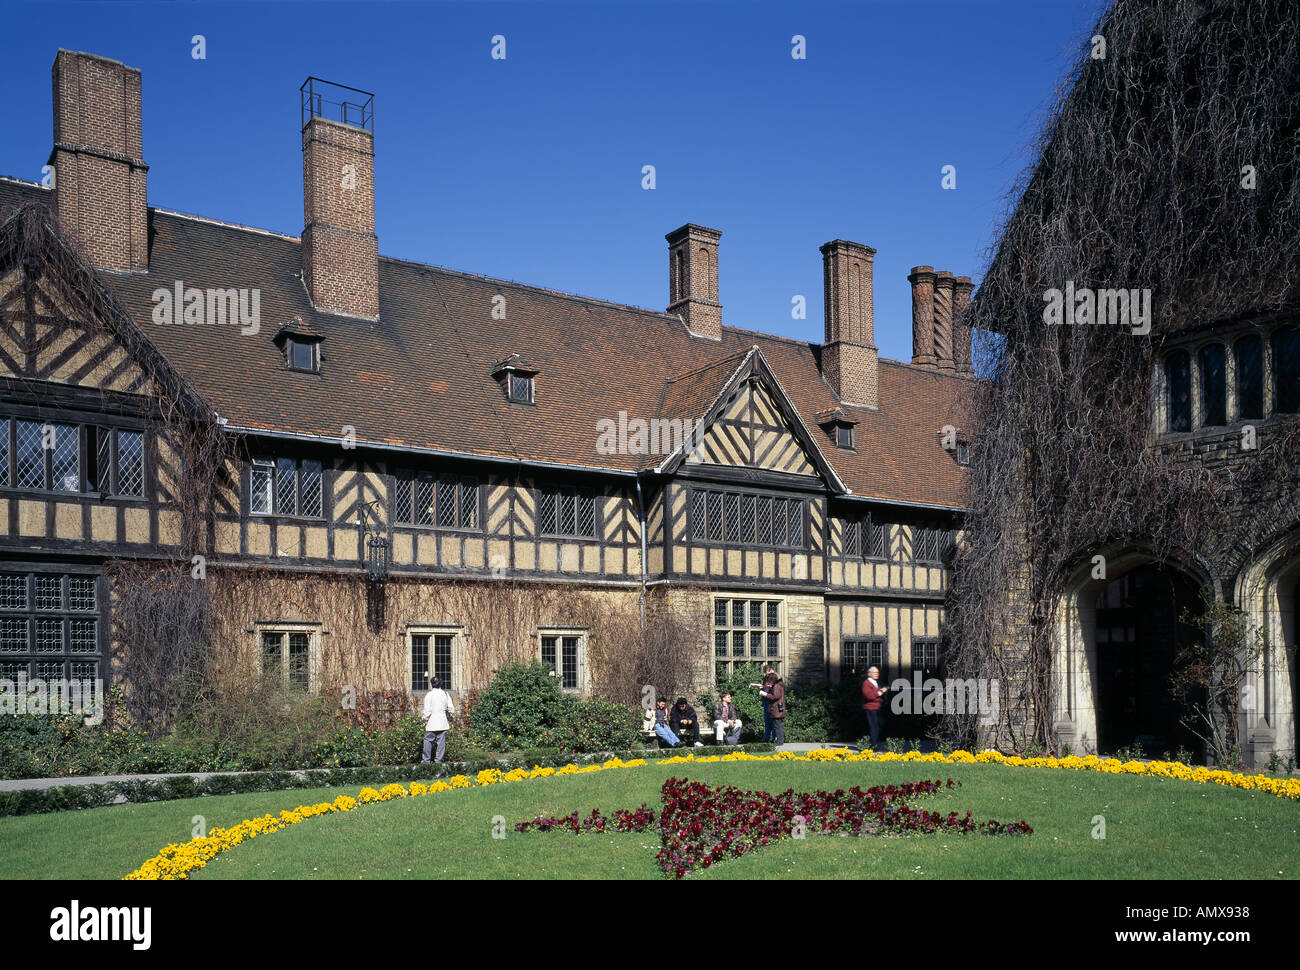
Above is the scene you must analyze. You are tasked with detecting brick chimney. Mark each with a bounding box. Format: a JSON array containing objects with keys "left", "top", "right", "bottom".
[
  {"left": 910, "top": 266, "right": 972, "bottom": 372},
  {"left": 666, "top": 224, "right": 722, "bottom": 340},
  {"left": 932, "top": 271, "right": 955, "bottom": 371},
  {"left": 301, "top": 79, "right": 378, "bottom": 320},
  {"left": 819, "top": 239, "right": 878, "bottom": 408},
  {"left": 908, "top": 266, "right": 937, "bottom": 368},
  {"left": 952, "top": 275, "right": 974, "bottom": 373},
  {"left": 48, "top": 51, "right": 148, "bottom": 272}
]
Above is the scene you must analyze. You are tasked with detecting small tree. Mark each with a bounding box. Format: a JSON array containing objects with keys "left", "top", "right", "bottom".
[{"left": 1169, "top": 596, "right": 1265, "bottom": 766}]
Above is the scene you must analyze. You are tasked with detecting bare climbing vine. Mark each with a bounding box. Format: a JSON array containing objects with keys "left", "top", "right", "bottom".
[{"left": 940, "top": 0, "right": 1300, "bottom": 753}]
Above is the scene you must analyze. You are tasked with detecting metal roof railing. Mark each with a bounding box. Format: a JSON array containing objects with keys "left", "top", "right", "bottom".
[{"left": 301, "top": 77, "right": 374, "bottom": 132}]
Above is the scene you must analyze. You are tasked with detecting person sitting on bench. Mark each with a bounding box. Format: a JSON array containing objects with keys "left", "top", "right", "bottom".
[
  {"left": 712, "top": 691, "right": 743, "bottom": 745},
  {"left": 670, "top": 696, "right": 704, "bottom": 747},
  {"left": 651, "top": 697, "right": 681, "bottom": 748}
]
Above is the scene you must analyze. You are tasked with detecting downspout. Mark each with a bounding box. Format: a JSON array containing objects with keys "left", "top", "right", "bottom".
[{"left": 634, "top": 471, "right": 649, "bottom": 634}]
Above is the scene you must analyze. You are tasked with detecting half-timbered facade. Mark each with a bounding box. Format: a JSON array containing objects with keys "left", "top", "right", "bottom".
[{"left": 0, "top": 51, "right": 974, "bottom": 703}]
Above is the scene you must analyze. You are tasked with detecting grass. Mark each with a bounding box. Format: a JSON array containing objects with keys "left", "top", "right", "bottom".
[{"left": 2, "top": 760, "right": 1296, "bottom": 880}]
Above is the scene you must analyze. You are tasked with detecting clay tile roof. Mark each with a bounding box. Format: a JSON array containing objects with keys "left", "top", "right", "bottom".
[{"left": 0, "top": 177, "right": 973, "bottom": 509}]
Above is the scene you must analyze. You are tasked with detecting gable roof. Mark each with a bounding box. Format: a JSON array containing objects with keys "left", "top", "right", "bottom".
[
  {"left": 0, "top": 177, "right": 973, "bottom": 510},
  {"left": 654, "top": 346, "right": 847, "bottom": 493}
]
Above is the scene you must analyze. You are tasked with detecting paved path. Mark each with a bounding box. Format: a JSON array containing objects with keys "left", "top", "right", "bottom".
[
  {"left": 1, "top": 743, "right": 886, "bottom": 793},
  {"left": 0, "top": 767, "right": 334, "bottom": 793}
]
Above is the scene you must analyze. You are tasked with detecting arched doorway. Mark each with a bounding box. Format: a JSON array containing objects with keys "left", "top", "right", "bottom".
[
  {"left": 1237, "top": 535, "right": 1300, "bottom": 763},
  {"left": 1053, "top": 549, "right": 1211, "bottom": 759},
  {"left": 1092, "top": 563, "right": 1204, "bottom": 759}
]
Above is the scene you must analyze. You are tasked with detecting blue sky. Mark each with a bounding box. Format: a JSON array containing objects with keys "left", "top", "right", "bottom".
[{"left": 2, "top": 0, "right": 1104, "bottom": 363}]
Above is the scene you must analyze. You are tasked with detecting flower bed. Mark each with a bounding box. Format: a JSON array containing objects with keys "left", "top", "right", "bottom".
[
  {"left": 512, "top": 769, "right": 1029, "bottom": 878},
  {"left": 515, "top": 776, "right": 1031, "bottom": 878},
  {"left": 122, "top": 747, "right": 1300, "bottom": 880}
]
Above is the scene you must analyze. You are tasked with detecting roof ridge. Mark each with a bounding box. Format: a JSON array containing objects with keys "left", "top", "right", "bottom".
[
  {"left": 152, "top": 206, "right": 300, "bottom": 242},
  {"left": 662, "top": 345, "right": 756, "bottom": 386},
  {"left": 879, "top": 358, "right": 981, "bottom": 382},
  {"left": 384, "top": 255, "right": 685, "bottom": 321},
  {"left": 0, "top": 176, "right": 50, "bottom": 192}
]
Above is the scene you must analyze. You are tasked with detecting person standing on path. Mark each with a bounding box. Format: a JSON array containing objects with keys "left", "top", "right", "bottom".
[
  {"left": 421, "top": 676, "right": 456, "bottom": 763},
  {"left": 759, "top": 666, "right": 777, "bottom": 741},
  {"left": 761, "top": 672, "right": 787, "bottom": 745},
  {"left": 861, "top": 666, "right": 889, "bottom": 751}
]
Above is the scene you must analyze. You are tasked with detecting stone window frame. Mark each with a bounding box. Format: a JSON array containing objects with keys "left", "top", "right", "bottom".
[
  {"left": 1155, "top": 322, "right": 1297, "bottom": 436},
  {"left": 536, "top": 626, "right": 588, "bottom": 693},
  {"left": 406, "top": 624, "right": 467, "bottom": 697},
  {"left": 255, "top": 621, "right": 323, "bottom": 694},
  {"left": 712, "top": 595, "right": 785, "bottom": 682}
]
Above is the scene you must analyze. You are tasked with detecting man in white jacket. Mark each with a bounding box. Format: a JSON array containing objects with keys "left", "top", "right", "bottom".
[{"left": 421, "top": 676, "right": 456, "bottom": 763}]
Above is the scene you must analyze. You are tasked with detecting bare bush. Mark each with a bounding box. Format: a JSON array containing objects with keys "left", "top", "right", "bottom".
[
  {"left": 108, "top": 560, "right": 212, "bottom": 737},
  {"left": 580, "top": 589, "right": 706, "bottom": 709}
]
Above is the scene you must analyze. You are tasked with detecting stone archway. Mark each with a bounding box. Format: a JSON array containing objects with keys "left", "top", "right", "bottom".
[
  {"left": 1053, "top": 549, "right": 1211, "bottom": 757},
  {"left": 1235, "top": 531, "right": 1300, "bottom": 763}
]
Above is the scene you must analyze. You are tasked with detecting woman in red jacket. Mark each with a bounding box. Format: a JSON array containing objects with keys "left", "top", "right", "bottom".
[{"left": 861, "top": 666, "right": 889, "bottom": 752}]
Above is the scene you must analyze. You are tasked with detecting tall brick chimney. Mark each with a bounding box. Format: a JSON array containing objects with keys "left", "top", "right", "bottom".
[
  {"left": 666, "top": 224, "right": 722, "bottom": 340},
  {"left": 819, "top": 239, "right": 878, "bottom": 408},
  {"left": 301, "top": 79, "right": 378, "bottom": 320},
  {"left": 910, "top": 266, "right": 972, "bottom": 373},
  {"left": 932, "top": 271, "right": 955, "bottom": 371},
  {"left": 952, "top": 275, "right": 974, "bottom": 373},
  {"left": 908, "top": 266, "right": 937, "bottom": 368},
  {"left": 49, "top": 50, "right": 148, "bottom": 272}
]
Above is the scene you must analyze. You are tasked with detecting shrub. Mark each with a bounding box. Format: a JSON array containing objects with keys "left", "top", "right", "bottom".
[
  {"left": 552, "top": 697, "right": 639, "bottom": 753},
  {"left": 370, "top": 714, "right": 425, "bottom": 765},
  {"left": 467, "top": 662, "right": 572, "bottom": 750},
  {"left": 783, "top": 683, "right": 858, "bottom": 743},
  {"left": 698, "top": 663, "right": 769, "bottom": 742}
]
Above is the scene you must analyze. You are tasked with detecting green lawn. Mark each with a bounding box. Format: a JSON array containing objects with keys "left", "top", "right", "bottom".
[{"left": 2, "top": 761, "right": 1297, "bottom": 879}]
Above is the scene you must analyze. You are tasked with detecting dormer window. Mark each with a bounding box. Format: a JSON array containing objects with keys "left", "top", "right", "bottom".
[
  {"left": 286, "top": 336, "right": 319, "bottom": 373},
  {"left": 816, "top": 407, "right": 857, "bottom": 451},
  {"left": 273, "top": 318, "right": 323, "bottom": 374},
  {"left": 937, "top": 427, "right": 970, "bottom": 466},
  {"left": 493, "top": 355, "right": 539, "bottom": 405},
  {"left": 509, "top": 373, "right": 534, "bottom": 403}
]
